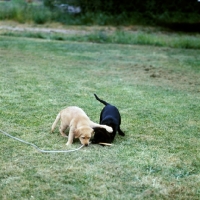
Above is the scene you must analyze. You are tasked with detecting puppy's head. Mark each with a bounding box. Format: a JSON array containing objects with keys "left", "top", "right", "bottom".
[
  {"left": 91, "top": 127, "right": 113, "bottom": 144},
  {"left": 74, "top": 126, "right": 94, "bottom": 146}
]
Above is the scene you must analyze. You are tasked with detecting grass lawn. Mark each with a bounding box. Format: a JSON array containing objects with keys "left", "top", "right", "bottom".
[{"left": 0, "top": 30, "right": 200, "bottom": 199}]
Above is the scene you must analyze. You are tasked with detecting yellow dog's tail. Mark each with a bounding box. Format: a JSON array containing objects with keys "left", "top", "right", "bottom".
[{"left": 51, "top": 113, "right": 61, "bottom": 133}]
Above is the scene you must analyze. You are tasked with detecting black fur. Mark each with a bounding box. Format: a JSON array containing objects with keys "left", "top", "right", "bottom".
[{"left": 92, "top": 94, "right": 125, "bottom": 144}]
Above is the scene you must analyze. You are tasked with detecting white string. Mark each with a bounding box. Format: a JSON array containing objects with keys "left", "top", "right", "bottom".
[{"left": 0, "top": 129, "right": 84, "bottom": 153}]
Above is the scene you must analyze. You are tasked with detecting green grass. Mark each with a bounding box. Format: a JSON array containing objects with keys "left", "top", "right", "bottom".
[
  {"left": 0, "top": 34, "right": 200, "bottom": 199},
  {"left": 2, "top": 28, "right": 200, "bottom": 49}
]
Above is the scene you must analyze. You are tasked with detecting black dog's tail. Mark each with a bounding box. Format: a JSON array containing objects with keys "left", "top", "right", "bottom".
[{"left": 94, "top": 94, "right": 109, "bottom": 106}]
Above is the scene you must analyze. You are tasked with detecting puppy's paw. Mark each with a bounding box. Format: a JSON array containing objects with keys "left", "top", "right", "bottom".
[
  {"left": 106, "top": 126, "right": 113, "bottom": 133},
  {"left": 66, "top": 142, "right": 71, "bottom": 146}
]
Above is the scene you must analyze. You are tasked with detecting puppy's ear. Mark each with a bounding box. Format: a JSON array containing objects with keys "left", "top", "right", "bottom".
[{"left": 74, "top": 129, "right": 81, "bottom": 138}]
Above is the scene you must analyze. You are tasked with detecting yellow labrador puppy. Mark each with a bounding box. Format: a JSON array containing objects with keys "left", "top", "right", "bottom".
[{"left": 51, "top": 106, "right": 113, "bottom": 146}]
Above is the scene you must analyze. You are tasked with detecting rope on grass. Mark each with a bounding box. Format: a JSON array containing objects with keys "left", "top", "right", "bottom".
[{"left": 0, "top": 129, "right": 84, "bottom": 153}]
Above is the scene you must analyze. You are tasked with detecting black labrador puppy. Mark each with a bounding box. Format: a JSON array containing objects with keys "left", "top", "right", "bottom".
[{"left": 92, "top": 94, "right": 125, "bottom": 144}]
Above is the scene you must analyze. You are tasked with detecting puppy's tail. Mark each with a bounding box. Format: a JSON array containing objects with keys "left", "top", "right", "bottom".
[
  {"left": 51, "top": 113, "right": 61, "bottom": 133},
  {"left": 94, "top": 94, "right": 109, "bottom": 106}
]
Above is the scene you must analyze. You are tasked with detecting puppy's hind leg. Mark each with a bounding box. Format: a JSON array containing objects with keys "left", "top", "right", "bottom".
[
  {"left": 59, "top": 121, "right": 68, "bottom": 137},
  {"left": 118, "top": 127, "right": 125, "bottom": 136},
  {"left": 51, "top": 113, "right": 61, "bottom": 133}
]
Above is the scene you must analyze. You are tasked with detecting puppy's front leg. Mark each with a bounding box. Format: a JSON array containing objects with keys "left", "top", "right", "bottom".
[
  {"left": 90, "top": 122, "right": 113, "bottom": 133},
  {"left": 100, "top": 125, "right": 113, "bottom": 133},
  {"left": 66, "top": 127, "right": 74, "bottom": 145}
]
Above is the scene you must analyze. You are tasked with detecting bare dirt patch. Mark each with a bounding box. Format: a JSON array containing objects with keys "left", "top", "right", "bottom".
[
  {"left": 0, "top": 23, "right": 87, "bottom": 35},
  {"left": 94, "top": 63, "right": 200, "bottom": 93},
  {"left": 122, "top": 64, "right": 200, "bottom": 92}
]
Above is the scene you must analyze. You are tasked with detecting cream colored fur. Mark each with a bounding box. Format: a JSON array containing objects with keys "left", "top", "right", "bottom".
[{"left": 51, "top": 106, "right": 113, "bottom": 146}]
